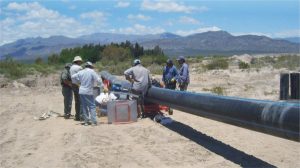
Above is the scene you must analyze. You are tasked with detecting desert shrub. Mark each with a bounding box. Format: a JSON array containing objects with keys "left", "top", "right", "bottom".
[
  {"left": 251, "top": 55, "right": 300, "bottom": 70},
  {"left": 31, "top": 63, "right": 56, "bottom": 76},
  {"left": 238, "top": 61, "right": 250, "bottom": 69},
  {"left": 140, "top": 54, "right": 168, "bottom": 67},
  {"left": 205, "top": 57, "right": 229, "bottom": 70},
  {"left": 35, "top": 57, "right": 44, "bottom": 64},
  {"left": 96, "top": 60, "right": 132, "bottom": 75},
  {"left": 273, "top": 54, "right": 300, "bottom": 70},
  {"left": 147, "top": 63, "right": 163, "bottom": 75},
  {"left": 0, "top": 58, "right": 58, "bottom": 79},
  {"left": 0, "top": 58, "right": 29, "bottom": 79},
  {"left": 211, "top": 86, "right": 225, "bottom": 95},
  {"left": 202, "top": 86, "right": 225, "bottom": 95}
]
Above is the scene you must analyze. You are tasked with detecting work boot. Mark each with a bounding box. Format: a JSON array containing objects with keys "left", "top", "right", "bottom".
[
  {"left": 74, "top": 118, "right": 80, "bottom": 121},
  {"left": 64, "top": 114, "right": 70, "bottom": 119}
]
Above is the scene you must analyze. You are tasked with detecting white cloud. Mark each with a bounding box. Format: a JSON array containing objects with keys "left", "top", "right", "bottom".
[
  {"left": 228, "top": 30, "right": 300, "bottom": 38},
  {"left": 69, "top": 5, "right": 76, "bottom": 10},
  {"left": 176, "top": 26, "right": 221, "bottom": 36},
  {"left": 116, "top": 24, "right": 165, "bottom": 35},
  {"left": 141, "top": 0, "right": 205, "bottom": 13},
  {"left": 232, "top": 32, "right": 272, "bottom": 37},
  {"left": 273, "top": 29, "right": 300, "bottom": 38},
  {"left": 179, "top": 16, "right": 200, "bottom": 25},
  {"left": 115, "top": 1, "right": 130, "bottom": 8},
  {"left": 165, "top": 20, "right": 174, "bottom": 26},
  {"left": 127, "top": 14, "right": 151, "bottom": 21},
  {"left": 0, "top": 2, "right": 107, "bottom": 45},
  {"left": 6, "top": 2, "right": 40, "bottom": 11},
  {"left": 80, "top": 11, "right": 106, "bottom": 22}
]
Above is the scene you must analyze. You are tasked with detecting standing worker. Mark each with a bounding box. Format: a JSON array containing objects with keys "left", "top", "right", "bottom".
[
  {"left": 124, "top": 59, "right": 151, "bottom": 118},
  {"left": 72, "top": 62, "right": 102, "bottom": 126},
  {"left": 70, "top": 56, "right": 83, "bottom": 121},
  {"left": 60, "top": 63, "right": 73, "bottom": 119},
  {"left": 176, "top": 56, "right": 190, "bottom": 91},
  {"left": 162, "top": 59, "right": 178, "bottom": 90}
]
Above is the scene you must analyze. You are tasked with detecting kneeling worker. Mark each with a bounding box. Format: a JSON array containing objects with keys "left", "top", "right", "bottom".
[{"left": 124, "top": 59, "right": 151, "bottom": 118}]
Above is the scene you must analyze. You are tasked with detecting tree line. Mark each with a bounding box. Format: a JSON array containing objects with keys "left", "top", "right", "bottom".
[{"left": 47, "top": 41, "right": 167, "bottom": 65}]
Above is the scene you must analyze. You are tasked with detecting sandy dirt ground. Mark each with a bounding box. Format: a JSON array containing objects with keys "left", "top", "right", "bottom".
[{"left": 0, "top": 66, "right": 299, "bottom": 168}]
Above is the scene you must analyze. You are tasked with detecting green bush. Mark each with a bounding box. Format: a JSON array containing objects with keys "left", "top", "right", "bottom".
[
  {"left": 147, "top": 63, "right": 163, "bottom": 75},
  {"left": 238, "top": 61, "right": 250, "bottom": 69},
  {"left": 0, "top": 58, "right": 28, "bottom": 79},
  {"left": 0, "top": 58, "right": 59, "bottom": 79},
  {"left": 250, "top": 55, "right": 300, "bottom": 70},
  {"left": 96, "top": 60, "right": 132, "bottom": 75},
  {"left": 205, "top": 58, "right": 229, "bottom": 70},
  {"left": 31, "top": 63, "right": 56, "bottom": 76},
  {"left": 211, "top": 86, "right": 225, "bottom": 95},
  {"left": 202, "top": 86, "right": 225, "bottom": 95},
  {"left": 273, "top": 55, "right": 300, "bottom": 70},
  {"left": 140, "top": 54, "right": 168, "bottom": 67}
]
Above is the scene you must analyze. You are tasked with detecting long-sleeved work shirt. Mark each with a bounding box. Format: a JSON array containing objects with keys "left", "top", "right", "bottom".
[
  {"left": 162, "top": 65, "right": 178, "bottom": 85},
  {"left": 177, "top": 63, "right": 190, "bottom": 84},
  {"left": 71, "top": 68, "right": 102, "bottom": 95},
  {"left": 124, "top": 64, "right": 151, "bottom": 95},
  {"left": 70, "top": 64, "right": 82, "bottom": 85}
]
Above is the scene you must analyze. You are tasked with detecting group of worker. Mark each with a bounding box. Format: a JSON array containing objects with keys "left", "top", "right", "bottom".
[
  {"left": 60, "top": 55, "right": 189, "bottom": 126},
  {"left": 162, "top": 56, "right": 189, "bottom": 91},
  {"left": 61, "top": 56, "right": 103, "bottom": 126}
]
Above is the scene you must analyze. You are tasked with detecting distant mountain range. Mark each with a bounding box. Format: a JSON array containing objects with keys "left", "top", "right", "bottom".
[
  {"left": 0, "top": 31, "right": 299, "bottom": 61},
  {"left": 277, "top": 37, "right": 300, "bottom": 43}
]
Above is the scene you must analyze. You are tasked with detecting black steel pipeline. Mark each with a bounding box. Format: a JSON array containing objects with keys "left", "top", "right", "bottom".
[
  {"left": 147, "top": 87, "right": 300, "bottom": 142},
  {"left": 100, "top": 71, "right": 300, "bottom": 141}
]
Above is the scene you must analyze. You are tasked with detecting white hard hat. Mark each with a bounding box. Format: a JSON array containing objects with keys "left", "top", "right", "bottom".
[
  {"left": 73, "top": 56, "right": 83, "bottom": 63},
  {"left": 133, "top": 59, "right": 141, "bottom": 65}
]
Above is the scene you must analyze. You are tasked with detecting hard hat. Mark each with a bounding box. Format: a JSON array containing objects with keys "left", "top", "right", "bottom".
[
  {"left": 176, "top": 56, "right": 185, "bottom": 62},
  {"left": 73, "top": 56, "right": 83, "bottom": 63},
  {"left": 133, "top": 59, "right": 141, "bottom": 65}
]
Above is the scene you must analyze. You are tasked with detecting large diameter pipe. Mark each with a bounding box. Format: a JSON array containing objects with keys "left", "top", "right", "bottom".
[
  {"left": 99, "top": 71, "right": 132, "bottom": 90},
  {"left": 100, "top": 71, "right": 300, "bottom": 141},
  {"left": 146, "top": 87, "right": 300, "bottom": 141}
]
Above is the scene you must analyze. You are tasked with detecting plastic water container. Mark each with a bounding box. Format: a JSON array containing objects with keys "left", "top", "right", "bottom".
[{"left": 107, "top": 100, "right": 137, "bottom": 124}]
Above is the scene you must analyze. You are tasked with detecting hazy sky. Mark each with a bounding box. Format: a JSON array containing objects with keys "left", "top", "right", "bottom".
[{"left": 0, "top": 0, "right": 299, "bottom": 45}]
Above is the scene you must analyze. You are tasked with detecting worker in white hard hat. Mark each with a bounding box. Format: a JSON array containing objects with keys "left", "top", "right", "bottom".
[
  {"left": 70, "top": 56, "right": 83, "bottom": 121},
  {"left": 72, "top": 61, "right": 103, "bottom": 126},
  {"left": 124, "top": 59, "right": 151, "bottom": 118}
]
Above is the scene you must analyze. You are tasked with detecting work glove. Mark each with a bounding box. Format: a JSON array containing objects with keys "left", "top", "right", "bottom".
[{"left": 171, "top": 78, "right": 176, "bottom": 83}]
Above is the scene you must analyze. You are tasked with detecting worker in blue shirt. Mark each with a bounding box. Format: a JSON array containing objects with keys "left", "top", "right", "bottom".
[
  {"left": 176, "top": 56, "right": 190, "bottom": 91},
  {"left": 162, "top": 59, "right": 178, "bottom": 90}
]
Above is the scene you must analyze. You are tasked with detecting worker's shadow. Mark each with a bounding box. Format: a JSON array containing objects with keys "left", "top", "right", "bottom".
[{"left": 163, "top": 120, "right": 276, "bottom": 168}]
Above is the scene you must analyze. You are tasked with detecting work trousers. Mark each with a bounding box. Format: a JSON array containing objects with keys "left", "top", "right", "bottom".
[
  {"left": 80, "top": 94, "right": 97, "bottom": 124},
  {"left": 165, "top": 83, "right": 176, "bottom": 90},
  {"left": 62, "top": 86, "right": 73, "bottom": 116},
  {"left": 131, "top": 89, "right": 145, "bottom": 117},
  {"left": 72, "top": 84, "right": 82, "bottom": 120},
  {"left": 179, "top": 83, "right": 188, "bottom": 91}
]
